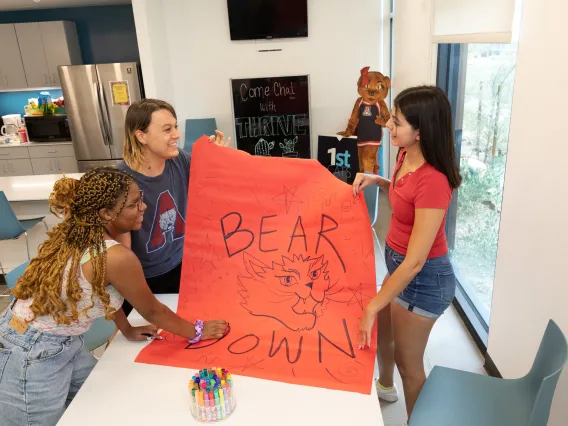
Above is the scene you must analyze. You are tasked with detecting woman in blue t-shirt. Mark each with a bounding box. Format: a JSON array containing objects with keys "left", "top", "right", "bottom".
[{"left": 117, "top": 99, "right": 230, "bottom": 315}]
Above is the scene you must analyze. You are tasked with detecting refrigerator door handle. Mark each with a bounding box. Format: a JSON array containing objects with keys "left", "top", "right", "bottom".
[
  {"left": 97, "top": 79, "right": 114, "bottom": 146},
  {"left": 94, "top": 81, "right": 111, "bottom": 146}
]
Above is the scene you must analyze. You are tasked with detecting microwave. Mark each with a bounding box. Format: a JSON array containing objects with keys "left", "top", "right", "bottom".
[{"left": 24, "top": 115, "right": 71, "bottom": 142}]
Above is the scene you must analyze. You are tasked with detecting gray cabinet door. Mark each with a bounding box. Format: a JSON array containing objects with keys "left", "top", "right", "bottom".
[
  {"left": 15, "top": 23, "right": 49, "bottom": 88},
  {"left": 30, "top": 157, "right": 56, "bottom": 175},
  {"left": 4, "top": 159, "right": 34, "bottom": 176},
  {"left": 40, "top": 21, "right": 76, "bottom": 86},
  {"left": 0, "top": 24, "right": 28, "bottom": 89},
  {"left": 53, "top": 157, "right": 78, "bottom": 174}
]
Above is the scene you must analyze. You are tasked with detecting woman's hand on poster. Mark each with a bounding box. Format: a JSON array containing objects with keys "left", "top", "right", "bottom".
[
  {"left": 352, "top": 173, "right": 381, "bottom": 197},
  {"left": 357, "top": 308, "right": 376, "bottom": 349},
  {"left": 203, "top": 319, "right": 229, "bottom": 340},
  {"left": 124, "top": 324, "right": 162, "bottom": 341},
  {"left": 209, "top": 130, "right": 232, "bottom": 148}
]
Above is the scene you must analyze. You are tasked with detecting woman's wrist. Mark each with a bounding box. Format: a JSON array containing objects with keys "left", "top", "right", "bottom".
[
  {"left": 186, "top": 322, "right": 197, "bottom": 339},
  {"left": 121, "top": 324, "right": 134, "bottom": 337},
  {"left": 188, "top": 320, "right": 204, "bottom": 344}
]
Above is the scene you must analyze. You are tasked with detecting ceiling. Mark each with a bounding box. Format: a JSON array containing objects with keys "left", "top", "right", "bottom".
[{"left": 0, "top": 0, "right": 131, "bottom": 12}]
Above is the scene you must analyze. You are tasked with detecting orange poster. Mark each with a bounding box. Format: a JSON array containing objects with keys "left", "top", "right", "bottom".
[{"left": 135, "top": 136, "right": 378, "bottom": 394}]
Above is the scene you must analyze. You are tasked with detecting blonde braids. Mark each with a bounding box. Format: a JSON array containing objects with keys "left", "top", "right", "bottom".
[{"left": 12, "top": 167, "right": 134, "bottom": 324}]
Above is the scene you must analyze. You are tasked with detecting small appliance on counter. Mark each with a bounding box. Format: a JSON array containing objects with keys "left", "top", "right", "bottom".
[
  {"left": 1, "top": 114, "right": 25, "bottom": 144},
  {"left": 24, "top": 115, "right": 71, "bottom": 142}
]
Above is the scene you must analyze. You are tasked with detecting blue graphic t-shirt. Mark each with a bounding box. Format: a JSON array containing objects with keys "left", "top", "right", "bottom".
[{"left": 118, "top": 149, "right": 190, "bottom": 278}]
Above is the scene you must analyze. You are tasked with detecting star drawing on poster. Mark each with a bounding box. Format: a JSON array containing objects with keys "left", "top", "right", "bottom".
[
  {"left": 348, "top": 283, "right": 374, "bottom": 310},
  {"left": 272, "top": 185, "right": 303, "bottom": 213}
]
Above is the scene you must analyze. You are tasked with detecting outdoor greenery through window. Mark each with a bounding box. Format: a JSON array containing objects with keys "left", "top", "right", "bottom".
[{"left": 451, "top": 43, "right": 518, "bottom": 320}]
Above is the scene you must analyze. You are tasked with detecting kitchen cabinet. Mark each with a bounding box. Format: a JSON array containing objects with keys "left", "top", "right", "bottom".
[
  {"left": 39, "top": 21, "right": 82, "bottom": 86},
  {"left": 14, "top": 21, "right": 82, "bottom": 88},
  {"left": 14, "top": 23, "right": 50, "bottom": 88},
  {"left": 0, "top": 24, "right": 28, "bottom": 90},
  {"left": 28, "top": 143, "right": 75, "bottom": 159},
  {"left": 0, "top": 159, "right": 34, "bottom": 177},
  {"left": 31, "top": 157, "right": 78, "bottom": 175},
  {"left": 0, "top": 143, "right": 78, "bottom": 176}
]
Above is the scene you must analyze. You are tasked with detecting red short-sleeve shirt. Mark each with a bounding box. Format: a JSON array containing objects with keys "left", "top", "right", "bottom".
[{"left": 385, "top": 150, "right": 453, "bottom": 258}]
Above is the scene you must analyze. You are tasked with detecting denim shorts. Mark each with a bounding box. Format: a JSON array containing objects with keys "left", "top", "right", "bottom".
[
  {"left": 0, "top": 300, "right": 97, "bottom": 426},
  {"left": 385, "top": 244, "right": 456, "bottom": 319}
]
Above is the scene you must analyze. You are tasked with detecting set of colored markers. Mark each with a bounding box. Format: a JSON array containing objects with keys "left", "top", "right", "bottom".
[{"left": 189, "top": 367, "right": 236, "bottom": 422}]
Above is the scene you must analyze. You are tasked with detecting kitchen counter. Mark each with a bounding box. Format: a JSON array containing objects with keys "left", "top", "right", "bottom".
[
  {"left": 0, "top": 141, "right": 73, "bottom": 148},
  {"left": 0, "top": 172, "right": 83, "bottom": 201}
]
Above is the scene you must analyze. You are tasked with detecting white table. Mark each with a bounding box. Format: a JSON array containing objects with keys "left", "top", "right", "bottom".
[
  {"left": 58, "top": 295, "right": 384, "bottom": 425},
  {"left": 0, "top": 173, "right": 83, "bottom": 272},
  {"left": 0, "top": 172, "right": 83, "bottom": 202}
]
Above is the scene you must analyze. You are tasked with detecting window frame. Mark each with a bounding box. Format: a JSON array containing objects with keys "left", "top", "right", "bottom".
[{"left": 437, "top": 43, "right": 490, "bottom": 348}]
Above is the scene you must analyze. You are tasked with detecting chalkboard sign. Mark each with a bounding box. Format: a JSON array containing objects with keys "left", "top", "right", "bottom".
[
  {"left": 317, "top": 135, "right": 359, "bottom": 185},
  {"left": 231, "top": 75, "right": 311, "bottom": 159}
]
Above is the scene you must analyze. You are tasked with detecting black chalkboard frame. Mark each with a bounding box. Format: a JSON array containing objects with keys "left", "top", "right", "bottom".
[{"left": 229, "top": 74, "right": 312, "bottom": 159}]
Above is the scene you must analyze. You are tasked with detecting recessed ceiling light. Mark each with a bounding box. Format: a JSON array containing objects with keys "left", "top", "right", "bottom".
[{"left": 33, "top": 0, "right": 41, "bottom": 3}]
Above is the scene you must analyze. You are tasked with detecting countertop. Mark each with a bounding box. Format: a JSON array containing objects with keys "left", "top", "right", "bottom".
[
  {"left": 0, "top": 172, "right": 84, "bottom": 201},
  {"left": 0, "top": 141, "right": 73, "bottom": 148}
]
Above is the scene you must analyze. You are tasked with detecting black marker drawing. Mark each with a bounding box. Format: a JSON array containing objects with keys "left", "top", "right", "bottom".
[
  {"left": 273, "top": 185, "right": 303, "bottom": 213},
  {"left": 238, "top": 252, "right": 334, "bottom": 332},
  {"left": 232, "top": 356, "right": 265, "bottom": 373},
  {"left": 347, "top": 283, "right": 375, "bottom": 311}
]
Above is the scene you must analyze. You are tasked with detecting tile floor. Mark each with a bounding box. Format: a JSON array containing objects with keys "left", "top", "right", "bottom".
[
  {"left": 373, "top": 191, "right": 485, "bottom": 426},
  {"left": 0, "top": 192, "right": 486, "bottom": 426}
]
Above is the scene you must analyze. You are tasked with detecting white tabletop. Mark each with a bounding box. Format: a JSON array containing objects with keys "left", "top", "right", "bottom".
[
  {"left": 59, "top": 295, "right": 384, "bottom": 426},
  {"left": 0, "top": 173, "right": 83, "bottom": 202}
]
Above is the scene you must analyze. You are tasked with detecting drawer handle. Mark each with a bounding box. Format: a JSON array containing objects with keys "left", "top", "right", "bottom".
[
  {"left": 0, "top": 153, "right": 9, "bottom": 156},
  {"left": 47, "top": 150, "right": 58, "bottom": 154}
]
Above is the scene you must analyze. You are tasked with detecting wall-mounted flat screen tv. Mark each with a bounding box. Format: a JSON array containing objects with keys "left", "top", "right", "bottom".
[{"left": 227, "top": 0, "right": 308, "bottom": 41}]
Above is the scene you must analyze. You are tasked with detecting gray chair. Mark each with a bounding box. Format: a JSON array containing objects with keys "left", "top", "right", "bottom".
[
  {"left": 409, "top": 319, "right": 567, "bottom": 426},
  {"left": 0, "top": 190, "right": 47, "bottom": 278},
  {"left": 183, "top": 118, "right": 217, "bottom": 154}
]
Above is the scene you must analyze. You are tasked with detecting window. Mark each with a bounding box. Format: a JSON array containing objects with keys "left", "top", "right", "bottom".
[{"left": 438, "top": 42, "right": 518, "bottom": 345}]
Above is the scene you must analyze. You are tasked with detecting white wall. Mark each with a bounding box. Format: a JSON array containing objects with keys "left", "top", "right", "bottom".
[
  {"left": 487, "top": 0, "right": 568, "bottom": 423},
  {"left": 390, "top": 0, "right": 437, "bottom": 176},
  {"left": 133, "top": 0, "right": 383, "bottom": 156},
  {"left": 132, "top": 0, "right": 175, "bottom": 104}
]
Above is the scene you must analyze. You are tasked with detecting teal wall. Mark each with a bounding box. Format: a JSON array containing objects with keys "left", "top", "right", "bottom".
[{"left": 0, "top": 4, "right": 139, "bottom": 118}]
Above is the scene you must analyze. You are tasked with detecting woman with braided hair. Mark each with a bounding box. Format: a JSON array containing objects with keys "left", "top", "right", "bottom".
[{"left": 0, "top": 167, "right": 227, "bottom": 426}]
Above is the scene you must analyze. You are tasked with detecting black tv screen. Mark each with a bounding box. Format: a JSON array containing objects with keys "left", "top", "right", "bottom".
[{"left": 227, "top": 0, "right": 308, "bottom": 41}]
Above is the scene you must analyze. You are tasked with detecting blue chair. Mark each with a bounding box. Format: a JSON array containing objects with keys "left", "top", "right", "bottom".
[
  {"left": 4, "top": 260, "right": 116, "bottom": 353},
  {"left": 83, "top": 317, "right": 117, "bottom": 352},
  {"left": 362, "top": 172, "right": 379, "bottom": 227},
  {"left": 3, "top": 260, "right": 29, "bottom": 301},
  {"left": 409, "top": 320, "right": 568, "bottom": 426},
  {"left": 0, "top": 191, "right": 47, "bottom": 276},
  {"left": 184, "top": 118, "right": 217, "bottom": 154}
]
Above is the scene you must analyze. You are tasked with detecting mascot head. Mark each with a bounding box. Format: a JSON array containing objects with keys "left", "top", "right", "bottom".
[{"left": 357, "top": 66, "right": 391, "bottom": 104}]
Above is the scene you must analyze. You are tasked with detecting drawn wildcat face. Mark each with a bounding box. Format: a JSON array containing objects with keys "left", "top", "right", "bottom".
[
  {"left": 270, "top": 255, "right": 330, "bottom": 301},
  {"left": 239, "top": 253, "right": 333, "bottom": 332},
  {"left": 241, "top": 253, "right": 331, "bottom": 302}
]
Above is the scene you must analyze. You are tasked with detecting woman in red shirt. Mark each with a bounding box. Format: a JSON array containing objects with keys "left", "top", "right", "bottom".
[{"left": 353, "top": 86, "right": 461, "bottom": 418}]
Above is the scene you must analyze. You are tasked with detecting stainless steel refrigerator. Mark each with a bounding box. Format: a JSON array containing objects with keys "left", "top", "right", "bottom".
[{"left": 58, "top": 63, "right": 144, "bottom": 172}]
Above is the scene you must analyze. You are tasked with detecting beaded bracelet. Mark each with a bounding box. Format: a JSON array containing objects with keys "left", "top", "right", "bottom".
[{"left": 188, "top": 320, "right": 204, "bottom": 344}]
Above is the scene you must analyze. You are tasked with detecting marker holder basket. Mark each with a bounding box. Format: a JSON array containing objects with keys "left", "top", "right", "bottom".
[{"left": 189, "top": 368, "right": 237, "bottom": 422}]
